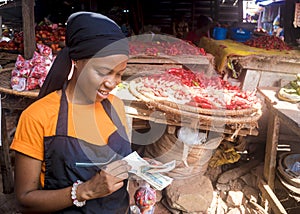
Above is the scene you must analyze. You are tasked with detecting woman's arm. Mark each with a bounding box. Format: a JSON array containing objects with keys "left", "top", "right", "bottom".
[
  {"left": 15, "top": 152, "right": 131, "bottom": 213},
  {"left": 15, "top": 152, "right": 73, "bottom": 212}
]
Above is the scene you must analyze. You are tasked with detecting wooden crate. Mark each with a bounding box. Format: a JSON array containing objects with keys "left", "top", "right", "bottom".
[{"left": 124, "top": 54, "right": 214, "bottom": 79}]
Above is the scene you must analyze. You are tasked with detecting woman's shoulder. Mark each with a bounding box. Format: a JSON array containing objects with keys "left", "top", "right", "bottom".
[{"left": 22, "top": 91, "right": 60, "bottom": 119}]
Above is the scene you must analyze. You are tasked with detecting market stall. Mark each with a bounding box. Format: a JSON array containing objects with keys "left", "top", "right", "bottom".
[
  {"left": 0, "top": 1, "right": 298, "bottom": 213},
  {"left": 258, "top": 87, "right": 300, "bottom": 214},
  {"left": 0, "top": 38, "right": 263, "bottom": 200}
]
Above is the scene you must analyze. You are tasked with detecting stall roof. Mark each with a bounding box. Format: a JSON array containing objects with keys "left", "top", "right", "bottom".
[{"left": 255, "top": 0, "right": 285, "bottom": 6}]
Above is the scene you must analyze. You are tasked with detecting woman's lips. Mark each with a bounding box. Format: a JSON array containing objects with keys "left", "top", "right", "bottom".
[{"left": 96, "top": 90, "right": 109, "bottom": 99}]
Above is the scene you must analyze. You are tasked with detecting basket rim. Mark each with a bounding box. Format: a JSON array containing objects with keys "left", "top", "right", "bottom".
[{"left": 128, "top": 77, "right": 262, "bottom": 124}]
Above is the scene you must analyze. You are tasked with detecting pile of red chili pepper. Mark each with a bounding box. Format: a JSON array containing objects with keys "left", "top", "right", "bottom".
[
  {"left": 143, "top": 68, "right": 261, "bottom": 110},
  {"left": 167, "top": 68, "right": 239, "bottom": 91},
  {"left": 172, "top": 68, "right": 259, "bottom": 110},
  {"left": 244, "top": 35, "right": 291, "bottom": 51},
  {"left": 129, "top": 40, "right": 206, "bottom": 56}
]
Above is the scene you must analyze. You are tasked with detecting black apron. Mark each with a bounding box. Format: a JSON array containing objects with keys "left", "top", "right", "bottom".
[{"left": 43, "top": 88, "right": 132, "bottom": 213}]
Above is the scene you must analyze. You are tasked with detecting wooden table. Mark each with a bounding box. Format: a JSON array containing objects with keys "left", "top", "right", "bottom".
[{"left": 258, "top": 87, "right": 300, "bottom": 214}]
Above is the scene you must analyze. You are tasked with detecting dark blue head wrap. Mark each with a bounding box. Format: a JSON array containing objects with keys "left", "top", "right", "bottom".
[{"left": 38, "top": 12, "right": 129, "bottom": 99}]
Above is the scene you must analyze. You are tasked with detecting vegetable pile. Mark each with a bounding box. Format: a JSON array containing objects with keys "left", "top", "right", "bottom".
[
  {"left": 136, "top": 68, "right": 261, "bottom": 110},
  {"left": 129, "top": 40, "right": 206, "bottom": 56},
  {"left": 289, "top": 74, "right": 300, "bottom": 95},
  {"left": 244, "top": 35, "right": 291, "bottom": 51},
  {"left": 10, "top": 44, "right": 54, "bottom": 91},
  {"left": 278, "top": 74, "right": 300, "bottom": 102},
  {"left": 0, "top": 23, "right": 65, "bottom": 53}
]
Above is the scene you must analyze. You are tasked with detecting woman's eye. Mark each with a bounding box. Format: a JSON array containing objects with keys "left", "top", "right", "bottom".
[
  {"left": 96, "top": 69, "right": 109, "bottom": 76},
  {"left": 97, "top": 72, "right": 105, "bottom": 77}
]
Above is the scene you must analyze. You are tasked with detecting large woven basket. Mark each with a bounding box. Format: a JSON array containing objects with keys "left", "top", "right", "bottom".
[
  {"left": 129, "top": 77, "right": 262, "bottom": 124},
  {"left": 0, "top": 68, "right": 39, "bottom": 98}
]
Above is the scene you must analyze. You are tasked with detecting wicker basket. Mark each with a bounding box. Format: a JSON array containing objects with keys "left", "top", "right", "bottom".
[
  {"left": 129, "top": 77, "right": 262, "bottom": 125},
  {"left": 0, "top": 68, "right": 39, "bottom": 98}
]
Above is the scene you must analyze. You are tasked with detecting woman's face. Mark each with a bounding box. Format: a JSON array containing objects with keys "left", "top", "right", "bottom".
[{"left": 72, "top": 54, "right": 128, "bottom": 104}]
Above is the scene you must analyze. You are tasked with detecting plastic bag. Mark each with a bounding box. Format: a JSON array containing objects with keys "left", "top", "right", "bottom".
[
  {"left": 11, "top": 76, "right": 26, "bottom": 91},
  {"left": 134, "top": 182, "right": 156, "bottom": 214},
  {"left": 291, "top": 161, "right": 300, "bottom": 175},
  {"left": 177, "top": 126, "right": 207, "bottom": 146}
]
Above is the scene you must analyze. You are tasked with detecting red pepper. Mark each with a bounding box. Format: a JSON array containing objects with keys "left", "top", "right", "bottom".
[{"left": 193, "top": 96, "right": 210, "bottom": 104}]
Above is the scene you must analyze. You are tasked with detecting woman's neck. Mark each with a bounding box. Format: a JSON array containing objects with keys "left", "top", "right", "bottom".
[{"left": 65, "top": 81, "right": 94, "bottom": 105}]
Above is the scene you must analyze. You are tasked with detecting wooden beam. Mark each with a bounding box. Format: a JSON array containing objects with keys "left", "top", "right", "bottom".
[
  {"left": 22, "top": 0, "right": 35, "bottom": 59},
  {"left": 0, "top": 16, "right": 2, "bottom": 36},
  {"left": 0, "top": 107, "right": 14, "bottom": 194},
  {"left": 264, "top": 111, "right": 280, "bottom": 189},
  {"left": 258, "top": 179, "right": 287, "bottom": 214}
]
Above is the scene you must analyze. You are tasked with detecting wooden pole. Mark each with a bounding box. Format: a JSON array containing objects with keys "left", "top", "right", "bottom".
[
  {"left": 0, "top": 16, "right": 2, "bottom": 37},
  {"left": 0, "top": 107, "right": 14, "bottom": 194},
  {"left": 22, "top": 0, "right": 35, "bottom": 59}
]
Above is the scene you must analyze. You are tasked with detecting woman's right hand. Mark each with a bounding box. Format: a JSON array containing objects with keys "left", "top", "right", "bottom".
[{"left": 77, "top": 160, "right": 131, "bottom": 201}]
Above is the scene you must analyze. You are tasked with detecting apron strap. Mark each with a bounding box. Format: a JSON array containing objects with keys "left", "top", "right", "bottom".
[{"left": 56, "top": 82, "right": 68, "bottom": 135}]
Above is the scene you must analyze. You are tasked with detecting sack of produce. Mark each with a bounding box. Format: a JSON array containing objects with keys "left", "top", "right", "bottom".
[{"left": 143, "top": 128, "right": 222, "bottom": 179}]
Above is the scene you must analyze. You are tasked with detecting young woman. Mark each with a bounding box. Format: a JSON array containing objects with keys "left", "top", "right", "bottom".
[{"left": 11, "top": 12, "right": 133, "bottom": 213}]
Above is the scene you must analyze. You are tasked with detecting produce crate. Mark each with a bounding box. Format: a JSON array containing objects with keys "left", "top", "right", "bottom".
[
  {"left": 230, "top": 28, "right": 252, "bottom": 42},
  {"left": 125, "top": 54, "right": 214, "bottom": 79},
  {"left": 124, "top": 38, "right": 215, "bottom": 79}
]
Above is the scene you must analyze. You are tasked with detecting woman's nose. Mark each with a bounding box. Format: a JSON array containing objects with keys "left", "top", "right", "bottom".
[{"left": 104, "top": 77, "right": 118, "bottom": 89}]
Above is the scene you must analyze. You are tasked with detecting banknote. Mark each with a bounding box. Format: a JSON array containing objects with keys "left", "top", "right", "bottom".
[
  {"left": 123, "top": 151, "right": 174, "bottom": 190},
  {"left": 138, "top": 171, "right": 173, "bottom": 191},
  {"left": 141, "top": 160, "right": 176, "bottom": 173}
]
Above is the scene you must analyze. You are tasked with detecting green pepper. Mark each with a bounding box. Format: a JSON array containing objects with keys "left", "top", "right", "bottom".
[
  {"left": 297, "top": 87, "right": 300, "bottom": 95},
  {"left": 290, "top": 80, "right": 298, "bottom": 90}
]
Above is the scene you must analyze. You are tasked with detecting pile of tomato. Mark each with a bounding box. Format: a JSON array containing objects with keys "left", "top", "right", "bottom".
[{"left": 244, "top": 35, "right": 291, "bottom": 51}]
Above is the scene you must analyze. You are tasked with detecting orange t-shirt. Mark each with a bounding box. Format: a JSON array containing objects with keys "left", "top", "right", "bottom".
[{"left": 10, "top": 91, "right": 129, "bottom": 186}]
